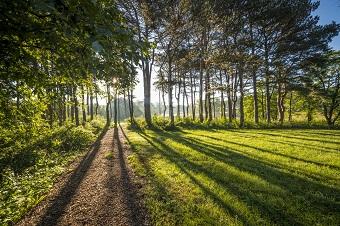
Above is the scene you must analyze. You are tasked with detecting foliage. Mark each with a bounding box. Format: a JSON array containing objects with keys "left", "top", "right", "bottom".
[
  {"left": 0, "top": 118, "right": 105, "bottom": 225},
  {"left": 126, "top": 127, "right": 340, "bottom": 225},
  {"left": 129, "top": 116, "right": 339, "bottom": 131}
]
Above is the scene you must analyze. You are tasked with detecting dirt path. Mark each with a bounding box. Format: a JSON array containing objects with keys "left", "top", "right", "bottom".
[{"left": 17, "top": 126, "right": 149, "bottom": 226}]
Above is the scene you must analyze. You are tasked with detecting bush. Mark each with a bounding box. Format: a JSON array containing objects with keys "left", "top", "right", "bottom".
[
  {"left": 128, "top": 116, "right": 340, "bottom": 131},
  {"left": 0, "top": 118, "right": 106, "bottom": 226}
]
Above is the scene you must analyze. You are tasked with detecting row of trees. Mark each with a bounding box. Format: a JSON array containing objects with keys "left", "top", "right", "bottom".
[
  {"left": 127, "top": 0, "right": 339, "bottom": 127},
  {"left": 1, "top": 0, "right": 339, "bottom": 133},
  {"left": 1, "top": 0, "right": 144, "bottom": 139}
]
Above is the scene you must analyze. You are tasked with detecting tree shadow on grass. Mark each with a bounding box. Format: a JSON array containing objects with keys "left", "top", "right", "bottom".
[
  {"left": 137, "top": 130, "right": 340, "bottom": 225},
  {"left": 212, "top": 130, "right": 340, "bottom": 153},
  {"left": 246, "top": 130, "right": 340, "bottom": 145},
  {"left": 137, "top": 132, "right": 256, "bottom": 226},
  {"left": 195, "top": 133, "right": 340, "bottom": 171},
  {"left": 36, "top": 126, "right": 109, "bottom": 226},
  {"left": 121, "top": 125, "right": 187, "bottom": 225}
]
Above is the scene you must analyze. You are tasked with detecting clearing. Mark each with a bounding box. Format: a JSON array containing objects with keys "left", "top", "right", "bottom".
[{"left": 126, "top": 128, "right": 340, "bottom": 225}]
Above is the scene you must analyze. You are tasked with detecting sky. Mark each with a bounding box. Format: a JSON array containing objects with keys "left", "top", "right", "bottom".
[
  {"left": 133, "top": 0, "right": 340, "bottom": 103},
  {"left": 314, "top": 0, "right": 340, "bottom": 50}
]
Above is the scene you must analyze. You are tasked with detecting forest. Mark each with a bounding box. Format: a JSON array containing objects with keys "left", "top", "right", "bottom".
[{"left": 1, "top": 0, "right": 340, "bottom": 225}]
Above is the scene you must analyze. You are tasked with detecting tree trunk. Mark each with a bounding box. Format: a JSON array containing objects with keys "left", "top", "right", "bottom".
[
  {"left": 114, "top": 89, "right": 118, "bottom": 127},
  {"left": 95, "top": 90, "right": 99, "bottom": 116},
  {"left": 226, "top": 71, "right": 232, "bottom": 122},
  {"left": 182, "top": 75, "right": 186, "bottom": 118},
  {"left": 219, "top": 70, "right": 225, "bottom": 119},
  {"left": 70, "top": 86, "right": 75, "bottom": 122},
  {"left": 232, "top": 71, "right": 238, "bottom": 119},
  {"left": 250, "top": 23, "right": 259, "bottom": 124},
  {"left": 190, "top": 71, "right": 196, "bottom": 120},
  {"left": 176, "top": 74, "right": 181, "bottom": 118},
  {"left": 289, "top": 92, "right": 293, "bottom": 122},
  {"left": 128, "top": 88, "right": 134, "bottom": 123},
  {"left": 168, "top": 53, "right": 174, "bottom": 126},
  {"left": 106, "top": 84, "right": 111, "bottom": 126},
  {"left": 264, "top": 38, "right": 271, "bottom": 124},
  {"left": 74, "top": 85, "right": 80, "bottom": 126},
  {"left": 239, "top": 66, "right": 245, "bottom": 127},
  {"left": 86, "top": 87, "right": 90, "bottom": 116},
  {"left": 90, "top": 87, "right": 94, "bottom": 121},
  {"left": 81, "top": 85, "right": 86, "bottom": 126},
  {"left": 212, "top": 91, "right": 216, "bottom": 119},
  {"left": 162, "top": 85, "right": 167, "bottom": 118},
  {"left": 206, "top": 69, "right": 212, "bottom": 121},
  {"left": 199, "top": 53, "right": 204, "bottom": 122}
]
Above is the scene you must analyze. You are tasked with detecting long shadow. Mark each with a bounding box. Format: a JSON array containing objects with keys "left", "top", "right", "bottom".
[
  {"left": 37, "top": 126, "right": 109, "bottom": 226},
  {"left": 227, "top": 130, "right": 340, "bottom": 152},
  {"left": 138, "top": 130, "right": 340, "bottom": 224},
  {"left": 119, "top": 125, "right": 182, "bottom": 225},
  {"left": 252, "top": 131, "right": 340, "bottom": 145},
  {"left": 206, "top": 129, "right": 340, "bottom": 153},
  {"left": 181, "top": 134, "right": 339, "bottom": 183},
  {"left": 169, "top": 132, "right": 340, "bottom": 193},
  {"left": 137, "top": 132, "right": 256, "bottom": 226},
  {"left": 196, "top": 133, "right": 340, "bottom": 171},
  {"left": 108, "top": 126, "right": 148, "bottom": 226},
  {"left": 196, "top": 135, "right": 339, "bottom": 181},
  {"left": 182, "top": 130, "right": 340, "bottom": 177}
]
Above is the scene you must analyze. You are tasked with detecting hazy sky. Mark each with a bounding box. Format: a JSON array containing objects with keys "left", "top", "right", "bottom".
[{"left": 133, "top": 0, "right": 340, "bottom": 103}]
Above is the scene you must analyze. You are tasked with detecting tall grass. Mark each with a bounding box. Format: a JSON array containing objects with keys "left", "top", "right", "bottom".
[{"left": 0, "top": 117, "right": 106, "bottom": 225}]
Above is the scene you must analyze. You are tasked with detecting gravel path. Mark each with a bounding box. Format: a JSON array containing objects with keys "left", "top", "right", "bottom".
[{"left": 17, "top": 126, "right": 149, "bottom": 226}]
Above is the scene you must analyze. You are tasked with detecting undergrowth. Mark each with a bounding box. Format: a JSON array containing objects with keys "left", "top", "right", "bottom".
[
  {"left": 0, "top": 117, "right": 106, "bottom": 225},
  {"left": 127, "top": 116, "right": 340, "bottom": 131}
]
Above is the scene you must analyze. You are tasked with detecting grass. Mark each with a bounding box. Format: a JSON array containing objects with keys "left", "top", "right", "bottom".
[{"left": 125, "top": 127, "right": 340, "bottom": 226}]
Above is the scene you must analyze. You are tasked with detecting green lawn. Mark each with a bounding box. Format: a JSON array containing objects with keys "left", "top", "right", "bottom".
[{"left": 125, "top": 128, "right": 340, "bottom": 226}]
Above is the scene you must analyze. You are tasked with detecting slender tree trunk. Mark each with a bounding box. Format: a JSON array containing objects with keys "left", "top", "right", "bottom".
[
  {"left": 62, "top": 90, "right": 66, "bottom": 123},
  {"left": 277, "top": 82, "right": 286, "bottom": 124},
  {"left": 168, "top": 46, "right": 174, "bottom": 126},
  {"left": 90, "top": 87, "right": 94, "bottom": 120},
  {"left": 95, "top": 90, "right": 99, "bottom": 116},
  {"left": 250, "top": 23, "right": 259, "bottom": 124},
  {"left": 239, "top": 66, "right": 245, "bottom": 127},
  {"left": 232, "top": 71, "right": 238, "bottom": 119},
  {"left": 74, "top": 85, "right": 80, "bottom": 126},
  {"left": 70, "top": 86, "right": 75, "bottom": 122},
  {"left": 226, "top": 71, "right": 232, "bottom": 122},
  {"left": 289, "top": 92, "right": 293, "bottom": 122},
  {"left": 219, "top": 70, "right": 225, "bottom": 119},
  {"left": 144, "top": 61, "right": 152, "bottom": 125},
  {"left": 190, "top": 71, "right": 195, "bottom": 120},
  {"left": 67, "top": 92, "right": 70, "bottom": 120},
  {"left": 158, "top": 90, "right": 161, "bottom": 115},
  {"left": 199, "top": 52, "right": 204, "bottom": 122},
  {"left": 127, "top": 88, "right": 134, "bottom": 123},
  {"left": 212, "top": 91, "right": 216, "bottom": 119},
  {"left": 182, "top": 75, "right": 186, "bottom": 118},
  {"left": 206, "top": 69, "right": 212, "bottom": 121},
  {"left": 264, "top": 38, "right": 271, "bottom": 123},
  {"left": 162, "top": 85, "right": 166, "bottom": 118},
  {"left": 176, "top": 75, "right": 181, "bottom": 118},
  {"left": 81, "top": 85, "right": 86, "bottom": 126},
  {"left": 106, "top": 84, "right": 111, "bottom": 125},
  {"left": 87, "top": 88, "right": 90, "bottom": 116},
  {"left": 114, "top": 89, "right": 118, "bottom": 127}
]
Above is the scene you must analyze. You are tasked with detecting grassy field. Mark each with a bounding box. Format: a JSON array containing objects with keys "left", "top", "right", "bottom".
[{"left": 125, "top": 128, "right": 340, "bottom": 226}]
